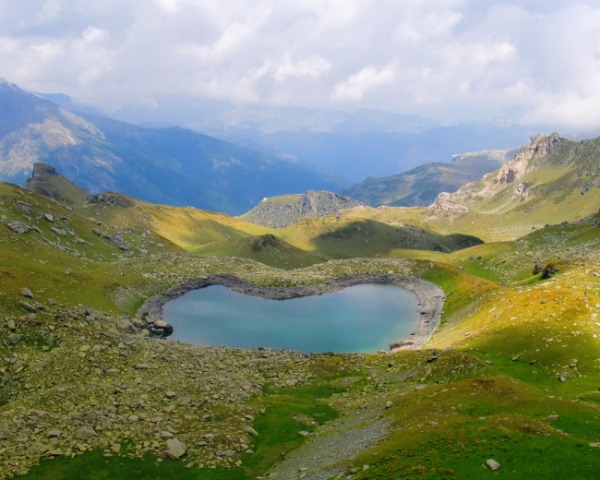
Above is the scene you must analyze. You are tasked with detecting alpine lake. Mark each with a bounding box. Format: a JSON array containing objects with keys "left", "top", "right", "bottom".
[{"left": 162, "top": 284, "right": 420, "bottom": 353}]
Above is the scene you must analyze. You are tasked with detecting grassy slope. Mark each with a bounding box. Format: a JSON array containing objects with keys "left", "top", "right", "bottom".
[{"left": 4, "top": 180, "right": 600, "bottom": 479}]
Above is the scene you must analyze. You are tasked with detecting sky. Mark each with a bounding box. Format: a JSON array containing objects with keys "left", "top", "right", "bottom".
[{"left": 1, "top": 0, "right": 600, "bottom": 128}]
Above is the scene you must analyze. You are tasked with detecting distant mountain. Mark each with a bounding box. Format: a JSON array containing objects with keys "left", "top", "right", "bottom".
[
  {"left": 238, "top": 190, "right": 363, "bottom": 229},
  {"left": 109, "top": 99, "right": 440, "bottom": 135},
  {"left": 343, "top": 147, "right": 519, "bottom": 207},
  {"left": 228, "top": 125, "right": 538, "bottom": 183},
  {"left": 0, "top": 79, "right": 342, "bottom": 215},
  {"left": 32, "top": 92, "right": 107, "bottom": 117}
]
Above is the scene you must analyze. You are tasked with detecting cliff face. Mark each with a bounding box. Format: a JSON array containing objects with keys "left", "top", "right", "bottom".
[
  {"left": 25, "top": 162, "right": 88, "bottom": 205},
  {"left": 429, "top": 133, "right": 566, "bottom": 217},
  {"left": 239, "top": 190, "right": 363, "bottom": 229}
]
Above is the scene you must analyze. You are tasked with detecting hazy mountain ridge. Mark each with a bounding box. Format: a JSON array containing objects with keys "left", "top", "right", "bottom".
[
  {"left": 342, "top": 147, "right": 519, "bottom": 207},
  {"left": 0, "top": 80, "right": 342, "bottom": 215}
]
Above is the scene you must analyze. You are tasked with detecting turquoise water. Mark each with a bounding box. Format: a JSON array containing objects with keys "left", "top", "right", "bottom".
[{"left": 162, "top": 284, "right": 420, "bottom": 353}]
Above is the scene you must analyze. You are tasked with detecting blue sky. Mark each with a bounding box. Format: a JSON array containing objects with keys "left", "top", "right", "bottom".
[{"left": 1, "top": 0, "right": 600, "bottom": 127}]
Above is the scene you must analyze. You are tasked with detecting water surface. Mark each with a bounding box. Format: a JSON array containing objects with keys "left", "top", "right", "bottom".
[{"left": 162, "top": 284, "right": 420, "bottom": 353}]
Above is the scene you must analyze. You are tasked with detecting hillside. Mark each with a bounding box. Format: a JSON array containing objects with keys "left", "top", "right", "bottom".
[
  {"left": 0, "top": 79, "right": 341, "bottom": 215},
  {"left": 420, "top": 133, "right": 600, "bottom": 241},
  {"left": 343, "top": 147, "right": 518, "bottom": 207},
  {"left": 238, "top": 190, "right": 363, "bottom": 228}
]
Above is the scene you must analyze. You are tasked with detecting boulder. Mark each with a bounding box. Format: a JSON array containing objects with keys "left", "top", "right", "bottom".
[
  {"left": 242, "top": 425, "right": 259, "bottom": 437},
  {"left": 9, "top": 334, "right": 22, "bottom": 345},
  {"left": 43, "top": 213, "right": 54, "bottom": 222},
  {"left": 7, "top": 222, "right": 31, "bottom": 234},
  {"left": 165, "top": 438, "right": 187, "bottom": 459},
  {"left": 20, "top": 288, "right": 34, "bottom": 298},
  {"left": 486, "top": 459, "right": 500, "bottom": 470},
  {"left": 77, "top": 426, "right": 98, "bottom": 440}
]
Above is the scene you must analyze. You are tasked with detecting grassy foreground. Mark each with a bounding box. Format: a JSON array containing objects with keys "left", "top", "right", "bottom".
[{"left": 2, "top": 180, "right": 600, "bottom": 480}]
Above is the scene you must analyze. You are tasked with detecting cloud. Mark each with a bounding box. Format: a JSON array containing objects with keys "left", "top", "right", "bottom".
[
  {"left": 0, "top": 0, "right": 600, "bottom": 127},
  {"left": 331, "top": 64, "right": 395, "bottom": 101}
]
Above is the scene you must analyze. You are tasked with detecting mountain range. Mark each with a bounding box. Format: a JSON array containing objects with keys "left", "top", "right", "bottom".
[
  {"left": 0, "top": 79, "right": 340, "bottom": 215},
  {"left": 343, "top": 147, "right": 519, "bottom": 207}
]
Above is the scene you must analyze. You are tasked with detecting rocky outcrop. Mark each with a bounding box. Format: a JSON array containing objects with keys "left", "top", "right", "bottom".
[
  {"left": 92, "top": 228, "right": 130, "bottom": 251},
  {"left": 26, "top": 162, "right": 88, "bottom": 205},
  {"left": 496, "top": 133, "right": 562, "bottom": 186},
  {"left": 428, "top": 133, "right": 563, "bottom": 218},
  {"left": 239, "top": 190, "right": 363, "bottom": 229}
]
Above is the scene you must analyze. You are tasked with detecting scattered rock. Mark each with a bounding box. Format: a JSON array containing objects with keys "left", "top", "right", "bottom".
[
  {"left": 20, "top": 288, "right": 34, "bottom": 298},
  {"left": 242, "top": 425, "right": 259, "bottom": 437},
  {"left": 8, "top": 334, "right": 22, "bottom": 345},
  {"left": 43, "top": 213, "right": 54, "bottom": 222},
  {"left": 486, "top": 459, "right": 501, "bottom": 470},
  {"left": 77, "top": 426, "right": 98, "bottom": 440},
  {"left": 165, "top": 439, "right": 187, "bottom": 459},
  {"left": 7, "top": 222, "right": 32, "bottom": 234}
]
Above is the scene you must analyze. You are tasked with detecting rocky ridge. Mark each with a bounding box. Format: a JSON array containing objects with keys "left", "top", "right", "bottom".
[{"left": 239, "top": 190, "right": 363, "bottom": 229}]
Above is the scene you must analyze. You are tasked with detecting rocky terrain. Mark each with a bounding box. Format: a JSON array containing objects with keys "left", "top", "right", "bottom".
[
  {"left": 238, "top": 190, "right": 363, "bottom": 229},
  {"left": 4, "top": 141, "right": 600, "bottom": 480}
]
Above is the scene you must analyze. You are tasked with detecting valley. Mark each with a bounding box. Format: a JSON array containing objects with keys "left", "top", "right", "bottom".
[{"left": 3, "top": 127, "right": 600, "bottom": 479}]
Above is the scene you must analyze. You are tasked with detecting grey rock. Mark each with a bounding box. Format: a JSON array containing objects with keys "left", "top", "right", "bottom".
[
  {"left": 242, "top": 425, "right": 259, "bottom": 437},
  {"left": 116, "top": 318, "right": 135, "bottom": 333},
  {"left": 20, "top": 287, "right": 34, "bottom": 298},
  {"left": 77, "top": 426, "right": 98, "bottom": 440},
  {"left": 50, "top": 227, "right": 67, "bottom": 236},
  {"left": 44, "top": 213, "right": 54, "bottom": 222},
  {"left": 6, "top": 319, "right": 16, "bottom": 330},
  {"left": 8, "top": 222, "right": 32, "bottom": 234},
  {"left": 9, "top": 334, "right": 22, "bottom": 345},
  {"left": 486, "top": 459, "right": 500, "bottom": 470},
  {"left": 165, "top": 438, "right": 187, "bottom": 459},
  {"left": 47, "top": 429, "right": 61, "bottom": 438},
  {"left": 21, "top": 301, "right": 37, "bottom": 313}
]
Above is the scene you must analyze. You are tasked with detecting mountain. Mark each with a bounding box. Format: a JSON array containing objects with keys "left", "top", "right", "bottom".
[
  {"left": 226, "top": 124, "right": 541, "bottom": 183},
  {"left": 32, "top": 92, "right": 107, "bottom": 117},
  {"left": 109, "top": 99, "right": 440, "bottom": 135},
  {"left": 0, "top": 79, "right": 342, "bottom": 215},
  {"left": 238, "top": 190, "right": 363, "bottom": 229},
  {"left": 423, "top": 133, "right": 600, "bottom": 240},
  {"left": 343, "top": 147, "right": 519, "bottom": 207}
]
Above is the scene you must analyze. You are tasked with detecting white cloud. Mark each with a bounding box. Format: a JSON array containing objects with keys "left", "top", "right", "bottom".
[
  {"left": 331, "top": 64, "right": 395, "bottom": 101},
  {"left": 273, "top": 56, "right": 331, "bottom": 82},
  {"left": 1, "top": 0, "right": 600, "bottom": 128}
]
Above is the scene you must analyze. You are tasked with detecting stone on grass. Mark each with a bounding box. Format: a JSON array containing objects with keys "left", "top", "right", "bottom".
[
  {"left": 165, "top": 439, "right": 187, "bottom": 459},
  {"left": 9, "top": 334, "right": 22, "bottom": 345},
  {"left": 8, "top": 222, "right": 31, "bottom": 234},
  {"left": 20, "top": 288, "right": 34, "bottom": 298},
  {"left": 242, "top": 425, "right": 259, "bottom": 437},
  {"left": 44, "top": 213, "right": 54, "bottom": 222},
  {"left": 77, "top": 426, "right": 97, "bottom": 440},
  {"left": 486, "top": 459, "right": 501, "bottom": 470}
]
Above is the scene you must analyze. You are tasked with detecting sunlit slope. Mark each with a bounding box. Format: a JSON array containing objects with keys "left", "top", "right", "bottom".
[
  {"left": 195, "top": 234, "right": 328, "bottom": 269},
  {"left": 423, "top": 133, "right": 600, "bottom": 241},
  {"left": 277, "top": 215, "right": 483, "bottom": 258},
  {"left": 380, "top": 211, "right": 600, "bottom": 288},
  {"left": 69, "top": 192, "right": 272, "bottom": 252}
]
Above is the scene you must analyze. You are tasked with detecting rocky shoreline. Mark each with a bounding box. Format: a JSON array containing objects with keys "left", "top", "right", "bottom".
[{"left": 138, "top": 274, "right": 446, "bottom": 350}]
